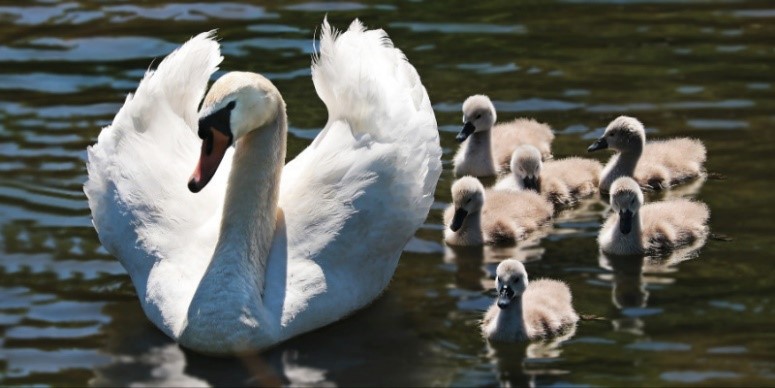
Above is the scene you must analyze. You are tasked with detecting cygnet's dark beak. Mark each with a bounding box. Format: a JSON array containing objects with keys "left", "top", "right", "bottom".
[
  {"left": 456, "top": 121, "right": 476, "bottom": 143},
  {"left": 522, "top": 176, "right": 540, "bottom": 192},
  {"left": 588, "top": 137, "right": 608, "bottom": 152},
  {"left": 450, "top": 208, "right": 469, "bottom": 232},
  {"left": 497, "top": 285, "right": 515, "bottom": 309},
  {"left": 619, "top": 209, "right": 633, "bottom": 234}
]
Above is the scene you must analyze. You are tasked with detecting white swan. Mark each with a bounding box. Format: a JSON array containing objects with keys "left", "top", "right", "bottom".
[{"left": 84, "top": 20, "right": 441, "bottom": 355}]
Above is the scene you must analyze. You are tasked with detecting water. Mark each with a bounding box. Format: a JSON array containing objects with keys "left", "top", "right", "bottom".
[{"left": 1, "top": 0, "right": 774, "bottom": 386}]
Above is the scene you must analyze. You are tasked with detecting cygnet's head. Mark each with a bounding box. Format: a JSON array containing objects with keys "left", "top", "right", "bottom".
[
  {"left": 449, "top": 176, "right": 485, "bottom": 232},
  {"left": 509, "top": 145, "right": 543, "bottom": 191},
  {"left": 189, "top": 72, "right": 284, "bottom": 193},
  {"left": 587, "top": 116, "right": 646, "bottom": 153},
  {"left": 457, "top": 95, "right": 497, "bottom": 143},
  {"left": 609, "top": 177, "right": 644, "bottom": 234},
  {"left": 495, "top": 259, "right": 529, "bottom": 309}
]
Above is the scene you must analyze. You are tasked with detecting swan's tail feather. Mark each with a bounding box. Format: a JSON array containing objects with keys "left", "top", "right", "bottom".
[
  {"left": 86, "top": 32, "right": 223, "bottom": 262},
  {"left": 310, "top": 19, "right": 441, "bottom": 226},
  {"left": 115, "top": 31, "right": 222, "bottom": 134},
  {"left": 312, "top": 19, "right": 431, "bottom": 137}
]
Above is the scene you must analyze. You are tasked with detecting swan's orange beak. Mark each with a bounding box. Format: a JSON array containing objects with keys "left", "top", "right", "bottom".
[{"left": 188, "top": 128, "right": 231, "bottom": 193}]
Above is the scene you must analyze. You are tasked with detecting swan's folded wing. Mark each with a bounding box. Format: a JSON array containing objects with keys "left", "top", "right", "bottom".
[
  {"left": 272, "top": 20, "right": 441, "bottom": 326},
  {"left": 85, "top": 32, "right": 227, "bottom": 281}
]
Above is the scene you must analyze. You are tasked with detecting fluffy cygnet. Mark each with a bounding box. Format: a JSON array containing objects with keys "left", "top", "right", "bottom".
[
  {"left": 495, "top": 145, "right": 603, "bottom": 206},
  {"left": 588, "top": 116, "right": 707, "bottom": 193},
  {"left": 598, "top": 177, "right": 710, "bottom": 256},
  {"left": 482, "top": 259, "right": 579, "bottom": 342},
  {"left": 453, "top": 95, "right": 554, "bottom": 177},
  {"left": 444, "top": 177, "right": 554, "bottom": 246}
]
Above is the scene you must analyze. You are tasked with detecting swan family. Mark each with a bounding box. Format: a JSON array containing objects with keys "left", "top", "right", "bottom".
[{"left": 85, "top": 18, "right": 713, "bottom": 353}]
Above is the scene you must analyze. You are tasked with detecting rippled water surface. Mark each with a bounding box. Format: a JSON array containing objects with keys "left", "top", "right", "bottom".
[{"left": 1, "top": 0, "right": 774, "bottom": 386}]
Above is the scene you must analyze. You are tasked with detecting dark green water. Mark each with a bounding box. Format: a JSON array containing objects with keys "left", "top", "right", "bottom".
[{"left": 1, "top": 0, "right": 774, "bottom": 386}]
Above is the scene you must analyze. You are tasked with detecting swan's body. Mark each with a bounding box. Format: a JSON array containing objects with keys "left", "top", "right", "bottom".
[
  {"left": 598, "top": 178, "right": 710, "bottom": 256},
  {"left": 443, "top": 177, "right": 553, "bottom": 246},
  {"left": 495, "top": 145, "right": 602, "bottom": 206},
  {"left": 453, "top": 95, "right": 554, "bottom": 177},
  {"left": 482, "top": 259, "right": 578, "bottom": 342},
  {"left": 588, "top": 116, "right": 706, "bottom": 193},
  {"left": 85, "top": 21, "right": 441, "bottom": 355}
]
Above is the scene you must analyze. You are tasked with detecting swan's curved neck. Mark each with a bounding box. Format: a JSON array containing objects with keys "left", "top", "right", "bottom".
[{"left": 212, "top": 101, "right": 287, "bottom": 295}]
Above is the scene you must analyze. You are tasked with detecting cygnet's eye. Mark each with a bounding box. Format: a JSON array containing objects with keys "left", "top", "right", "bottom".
[
  {"left": 466, "top": 197, "right": 472, "bottom": 204},
  {"left": 630, "top": 198, "right": 635, "bottom": 206},
  {"left": 476, "top": 114, "right": 482, "bottom": 119}
]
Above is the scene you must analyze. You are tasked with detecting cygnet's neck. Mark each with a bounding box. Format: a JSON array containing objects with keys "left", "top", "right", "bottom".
[
  {"left": 459, "top": 210, "right": 484, "bottom": 245},
  {"left": 464, "top": 130, "right": 496, "bottom": 175},
  {"left": 612, "top": 211, "right": 644, "bottom": 255},
  {"left": 600, "top": 141, "right": 643, "bottom": 191},
  {"left": 495, "top": 297, "right": 527, "bottom": 341},
  {"left": 212, "top": 104, "right": 287, "bottom": 295},
  {"left": 512, "top": 173, "right": 526, "bottom": 191}
]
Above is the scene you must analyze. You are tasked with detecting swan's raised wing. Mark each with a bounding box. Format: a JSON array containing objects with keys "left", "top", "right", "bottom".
[
  {"left": 85, "top": 33, "right": 227, "bottom": 332},
  {"left": 271, "top": 20, "right": 441, "bottom": 331}
]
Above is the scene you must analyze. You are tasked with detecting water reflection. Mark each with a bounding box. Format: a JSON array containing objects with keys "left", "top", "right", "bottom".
[
  {"left": 484, "top": 325, "right": 577, "bottom": 388},
  {"left": 444, "top": 239, "right": 546, "bottom": 293},
  {"left": 597, "top": 232, "right": 708, "bottom": 336},
  {"left": 92, "top": 294, "right": 451, "bottom": 386}
]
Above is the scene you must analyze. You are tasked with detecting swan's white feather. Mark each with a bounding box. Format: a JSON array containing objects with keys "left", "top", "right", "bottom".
[
  {"left": 85, "top": 21, "right": 441, "bottom": 352},
  {"left": 85, "top": 31, "right": 228, "bottom": 337}
]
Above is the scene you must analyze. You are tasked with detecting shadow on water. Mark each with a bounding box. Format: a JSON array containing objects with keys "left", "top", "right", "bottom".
[{"left": 94, "top": 294, "right": 444, "bottom": 386}]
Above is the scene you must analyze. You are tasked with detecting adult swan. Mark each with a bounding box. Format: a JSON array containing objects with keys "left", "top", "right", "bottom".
[{"left": 85, "top": 20, "right": 441, "bottom": 355}]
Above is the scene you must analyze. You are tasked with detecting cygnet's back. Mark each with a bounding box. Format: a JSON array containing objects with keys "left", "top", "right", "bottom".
[
  {"left": 521, "top": 279, "right": 578, "bottom": 338},
  {"left": 541, "top": 157, "right": 603, "bottom": 206},
  {"left": 483, "top": 189, "right": 554, "bottom": 244},
  {"left": 635, "top": 138, "right": 706, "bottom": 190},
  {"left": 639, "top": 199, "right": 710, "bottom": 254},
  {"left": 493, "top": 118, "right": 555, "bottom": 170}
]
